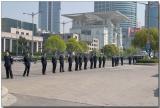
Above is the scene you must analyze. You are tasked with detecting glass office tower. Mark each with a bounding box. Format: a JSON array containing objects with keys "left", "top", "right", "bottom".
[
  {"left": 39, "top": 1, "right": 61, "bottom": 33},
  {"left": 145, "top": 1, "right": 158, "bottom": 28}
]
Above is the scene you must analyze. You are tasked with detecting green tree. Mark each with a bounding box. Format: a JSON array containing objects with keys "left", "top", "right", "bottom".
[
  {"left": 66, "top": 38, "right": 82, "bottom": 53},
  {"left": 102, "top": 44, "right": 119, "bottom": 58},
  {"left": 79, "top": 41, "right": 89, "bottom": 52},
  {"left": 18, "top": 36, "right": 28, "bottom": 54},
  {"left": 44, "top": 35, "right": 66, "bottom": 54},
  {"left": 123, "top": 47, "right": 139, "bottom": 57},
  {"left": 132, "top": 28, "right": 158, "bottom": 56}
]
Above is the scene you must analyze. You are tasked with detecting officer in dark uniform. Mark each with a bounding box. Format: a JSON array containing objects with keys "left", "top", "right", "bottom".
[
  {"left": 4, "top": 51, "right": 13, "bottom": 79},
  {"left": 68, "top": 54, "right": 72, "bottom": 71},
  {"left": 132, "top": 56, "right": 135, "bottom": 64},
  {"left": 112, "top": 56, "right": 115, "bottom": 67},
  {"left": 84, "top": 54, "right": 88, "bottom": 70},
  {"left": 93, "top": 54, "right": 97, "bottom": 68},
  {"left": 120, "top": 56, "right": 123, "bottom": 65},
  {"left": 75, "top": 54, "right": 79, "bottom": 71},
  {"left": 52, "top": 55, "right": 57, "bottom": 73},
  {"left": 128, "top": 56, "right": 132, "bottom": 65},
  {"left": 117, "top": 56, "right": 119, "bottom": 66},
  {"left": 90, "top": 54, "right": 93, "bottom": 69},
  {"left": 98, "top": 55, "right": 102, "bottom": 68},
  {"left": 79, "top": 54, "right": 83, "bottom": 70},
  {"left": 23, "top": 53, "right": 31, "bottom": 77},
  {"left": 59, "top": 54, "right": 64, "bottom": 72},
  {"left": 102, "top": 55, "right": 106, "bottom": 68},
  {"left": 41, "top": 53, "right": 47, "bottom": 75}
]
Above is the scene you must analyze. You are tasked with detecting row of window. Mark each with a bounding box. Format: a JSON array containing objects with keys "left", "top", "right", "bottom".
[{"left": 16, "top": 31, "right": 29, "bottom": 35}]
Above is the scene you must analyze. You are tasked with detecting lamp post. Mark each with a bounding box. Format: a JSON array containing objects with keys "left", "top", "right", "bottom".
[{"left": 23, "top": 12, "right": 40, "bottom": 57}]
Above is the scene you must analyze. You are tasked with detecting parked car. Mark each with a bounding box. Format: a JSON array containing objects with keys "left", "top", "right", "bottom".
[{"left": 12, "top": 56, "right": 24, "bottom": 62}]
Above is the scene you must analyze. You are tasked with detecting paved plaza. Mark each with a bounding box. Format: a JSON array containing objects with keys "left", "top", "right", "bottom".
[{"left": 1, "top": 61, "right": 158, "bottom": 106}]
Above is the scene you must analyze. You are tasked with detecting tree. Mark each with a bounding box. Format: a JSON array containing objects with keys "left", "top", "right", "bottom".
[
  {"left": 79, "top": 41, "right": 89, "bottom": 52},
  {"left": 102, "top": 44, "right": 119, "bottom": 58},
  {"left": 123, "top": 47, "right": 139, "bottom": 57},
  {"left": 18, "top": 36, "right": 28, "bottom": 54},
  {"left": 132, "top": 28, "right": 158, "bottom": 57},
  {"left": 66, "top": 38, "right": 82, "bottom": 54},
  {"left": 44, "top": 35, "right": 66, "bottom": 54}
]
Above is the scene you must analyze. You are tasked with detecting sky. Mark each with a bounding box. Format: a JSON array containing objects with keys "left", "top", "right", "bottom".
[{"left": 1, "top": 1, "right": 145, "bottom": 33}]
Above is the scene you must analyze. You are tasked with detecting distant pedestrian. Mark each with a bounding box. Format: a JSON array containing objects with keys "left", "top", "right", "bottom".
[
  {"left": 102, "top": 55, "right": 106, "bottom": 68},
  {"left": 128, "top": 56, "right": 132, "bottom": 65},
  {"left": 112, "top": 56, "right": 115, "bottom": 67},
  {"left": 84, "top": 54, "right": 88, "bottom": 70},
  {"left": 68, "top": 54, "right": 72, "bottom": 71},
  {"left": 99, "top": 55, "right": 102, "bottom": 68},
  {"left": 59, "top": 54, "right": 64, "bottom": 72},
  {"left": 120, "top": 56, "right": 123, "bottom": 65},
  {"left": 41, "top": 53, "right": 47, "bottom": 75},
  {"left": 4, "top": 51, "right": 13, "bottom": 79},
  {"left": 90, "top": 55, "right": 93, "bottom": 69},
  {"left": 52, "top": 54, "right": 57, "bottom": 73},
  {"left": 79, "top": 54, "right": 83, "bottom": 70},
  {"left": 93, "top": 54, "right": 97, "bottom": 68},
  {"left": 23, "top": 53, "right": 31, "bottom": 77},
  {"left": 75, "top": 54, "right": 79, "bottom": 71}
]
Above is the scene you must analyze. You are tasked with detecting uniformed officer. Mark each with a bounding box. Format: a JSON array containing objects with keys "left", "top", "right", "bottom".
[
  {"left": 133, "top": 56, "right": 135, "bottom": 64},
  {"left": 75, "top": 54, "right": 79, "bottom": 71},
  {"left": 59, "top": 54, "right": 64, "bottom": 72},
  {"left": 41, "top": 53, "right": 47, "bottom": 75},
  {"left": 98, "top": 55, "right": 102, "bottom": 68},
  {"left": 90, "top": 54, "right": 93, "bottom": 69},
  {"left": 102, "top": 55, "right": 106, "bottom": 68},
  {"left": 93, "top": 54, "right": 97, "bottom": 68},
  {"left": 4, "top": 51, "right": 13, "bottom": 79},
  {"left": 120, "top": 56, "right": 123, "bottom": 65},
  {"left": 112, "top": 56, "right": 115, "bottom": 67},
  {"left": 68, "top": 54, "right": 72, "bottom": 71},
  {"left": 52, "top": 54, "right": 57, "bottom": 73},
  {"left": 79, "top": 54, "right": 83, "bottom": 70},
  {"left": 128, "top": 56, "right": 132, "bottom": 65},
  {"left": 117, "top": 56, "right": 119, "bottom": 66},
  {"left": 23, "top": 53, "right": 31, "bottom": 77},
  {"left": 84, "top": 54, "right": 88, "bottom": 70}
]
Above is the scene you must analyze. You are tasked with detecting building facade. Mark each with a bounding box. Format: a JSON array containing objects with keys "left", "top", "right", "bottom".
[
  {"left": 145, "top": 1, "right": 159, "bottom": 28},
  {"left": 2, "top": 18, "right": 37, "bottom": 35},
  {"left": 63, "top": 11, "right": 129, "bottom": 50},
  {"left": 94, "top": 1, "right": 137, "bottom": 48},
  {"left": 39, "top": 1, "right": 61, "bottom": 33},
  {"left": 1, "top": 28, "right": 43, "bottom": 54}
]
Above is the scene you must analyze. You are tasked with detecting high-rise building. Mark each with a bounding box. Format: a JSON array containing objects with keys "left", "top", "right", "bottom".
[
  {"left": 39, "top": 1, "right": 61, "bottom": 33},
  {"left": 145, "top": 1, "right": 158, "bottom": 28},
  {"left": 94, "top": 1, "right": 137, "bottom": 48}
]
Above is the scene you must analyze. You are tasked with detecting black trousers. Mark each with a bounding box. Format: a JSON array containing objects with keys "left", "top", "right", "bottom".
[
  {"left": 103, "top": 61, "right": 105, "bottom": 67},
  {"left": 99, "top": 62, "right": 102, "bottom": 68},
  {"left": 52, "top": 63, "right": 57, "bottom": 73},
  {"left": 42, "top": 63, "right": 47, "bottom": 75},
  {"left": 94, "top": 62, "right": 97, "bottom": 68},
  {"left": 60, "top": 63, "right": 64, "bottom": 72},
  {"left": 121, "top": 60, "right": 123, "bottom": 65},
  {"left": 23, "top": 65, "right": 30, "bottom": 76},
  {"left": 90, "top": 62, "right": 93, "bottom": 69},
  {"left": 112, "top": 61, "right": 114, "bottom": 67},
  {"left": 68, "top": 63, "right": 72, "bottom": 71},
  {"left": 5, "top": 65, "right": 13, "bottom": 79},
  {"left": 84, "top": 62, "right": 87, "bottom": 69},
  {"left": 75, "top": 63, "right": 78, "bottom": 71},
  {"left": 79, "top": 62, "right": 82, "bottom": 70}
]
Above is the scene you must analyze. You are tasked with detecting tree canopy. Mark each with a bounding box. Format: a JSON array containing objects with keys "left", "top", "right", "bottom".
[
  {"left": 44, "top": 35, "right": 66, "bottom": 54},
  {"left": 102, "top": 44, "right": 119, "bottom": 58}
]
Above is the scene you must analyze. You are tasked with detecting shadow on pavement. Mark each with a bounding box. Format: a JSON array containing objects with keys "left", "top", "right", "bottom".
[{"left": 154, "top": 88, "right": 159, "bottom": 97}]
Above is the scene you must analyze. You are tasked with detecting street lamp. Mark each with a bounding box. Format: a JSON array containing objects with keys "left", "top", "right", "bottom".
[{"left": 23, "top": 11, "right": 41, "bottom": 57}]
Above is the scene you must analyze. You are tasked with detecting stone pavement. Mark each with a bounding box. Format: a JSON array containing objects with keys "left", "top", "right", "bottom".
[{"left": 1, "top": 61, "right": 158, "bottom": 106}]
